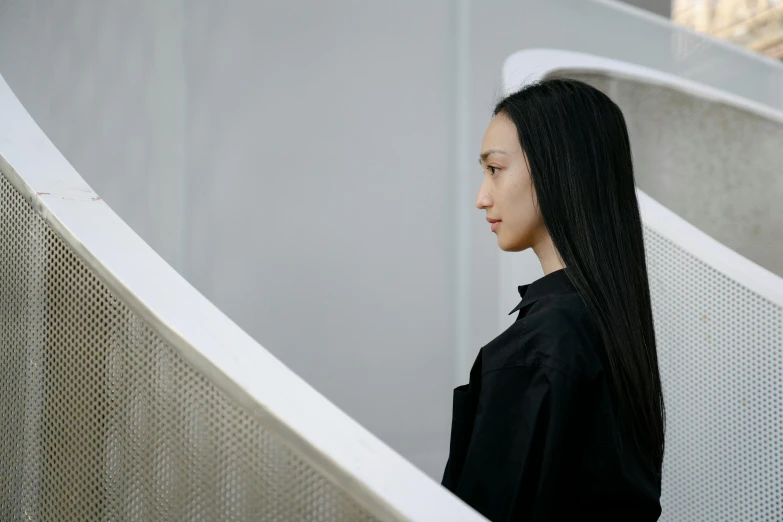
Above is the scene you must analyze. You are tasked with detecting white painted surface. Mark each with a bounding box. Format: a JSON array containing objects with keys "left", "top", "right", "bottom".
[
  {"left": 0, "top": 69, "right": 487, "bottom": 521},
  {"left": 637, "top": 190, "right": 783, "bottom": 306}
]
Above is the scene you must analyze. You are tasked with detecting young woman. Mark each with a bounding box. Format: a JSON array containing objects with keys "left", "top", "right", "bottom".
[{"left": 441, "top": 79, "right": 666, "bottom": 521}]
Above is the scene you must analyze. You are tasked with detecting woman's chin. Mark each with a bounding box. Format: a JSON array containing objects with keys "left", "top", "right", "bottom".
[
  {"left": 497, "top": 235, "right": 512, "bottom": 252},
  {"left": 497, "top": 235, "right": 528, "bottom": 253}
]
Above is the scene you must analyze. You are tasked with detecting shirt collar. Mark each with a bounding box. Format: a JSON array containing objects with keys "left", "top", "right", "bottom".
[{"left": 508, "top": 268, "right": 574, "bottom": 316}]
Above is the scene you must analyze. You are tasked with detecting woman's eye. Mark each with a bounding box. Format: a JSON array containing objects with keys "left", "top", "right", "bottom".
[{"left": 488, "top": 166, "right": 498, "bottom": 175}]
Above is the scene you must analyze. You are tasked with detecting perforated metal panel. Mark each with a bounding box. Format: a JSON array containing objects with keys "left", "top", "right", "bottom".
[
  {"left": 0, "top": 171, "right": 380, "bottom": 520},
  {"left": 644, "top": 225, "right": 783, "bottom": 521}
]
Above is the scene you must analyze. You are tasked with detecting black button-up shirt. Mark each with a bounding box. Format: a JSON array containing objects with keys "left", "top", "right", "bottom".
[{"left": 442, "top": 268, "right": 661, "bottom": 521}]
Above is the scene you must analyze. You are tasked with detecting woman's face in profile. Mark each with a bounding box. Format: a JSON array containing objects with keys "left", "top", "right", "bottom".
[{"left": 476, "top": 113, "right": 545, "bottom": 252}]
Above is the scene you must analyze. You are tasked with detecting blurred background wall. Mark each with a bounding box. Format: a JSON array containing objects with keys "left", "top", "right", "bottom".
[{"left": 0, "top": 0, "right": 781, "bottom": 479}]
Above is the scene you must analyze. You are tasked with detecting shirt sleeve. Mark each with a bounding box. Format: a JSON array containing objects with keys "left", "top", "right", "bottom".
[{"left": 453, "top": 363, "right": 585, "bottom": 522}]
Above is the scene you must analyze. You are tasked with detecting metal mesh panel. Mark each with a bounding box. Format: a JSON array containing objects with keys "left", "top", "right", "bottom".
[
  {"left": 0, "top": 171, "right": 379, "bottom": 520},
  {"left": 645, "top": 225, "right": 783, "bottom": 521}
]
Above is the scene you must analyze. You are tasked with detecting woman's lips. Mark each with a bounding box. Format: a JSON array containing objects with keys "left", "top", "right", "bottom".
[{"left": 491, "top": 221, "right": 500, "bottom": 233}]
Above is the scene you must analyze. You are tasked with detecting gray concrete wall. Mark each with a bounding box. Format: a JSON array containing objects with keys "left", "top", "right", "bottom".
[
  {"left": 0, "top": 0, "right": 457, "bottom": 478},
  {"left": 180, "top": 1, "right": 458, "bottom": 476},
  {"left": 0, "top": 0, "right": 187, "bottom": 271},
  {"left": 1, "top": 0, "right": 782, "bottom": 481}
]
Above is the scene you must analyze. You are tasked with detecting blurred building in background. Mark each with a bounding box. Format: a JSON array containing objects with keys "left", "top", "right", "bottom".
[{"left": 673, "top": 0, "right": 783, "bottom": 59}]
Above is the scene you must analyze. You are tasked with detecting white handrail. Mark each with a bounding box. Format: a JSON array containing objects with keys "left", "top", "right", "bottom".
[
  {"left": 637, "top": 189, "right": 783, "bottom": 307},
  {"left": 0, "top": 70, "right": 487, "bottom": 522}
]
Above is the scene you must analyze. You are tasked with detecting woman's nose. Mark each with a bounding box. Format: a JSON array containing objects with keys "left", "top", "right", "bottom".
[{"left": 475, "top": 189, "right": 491, "bottom": 210}]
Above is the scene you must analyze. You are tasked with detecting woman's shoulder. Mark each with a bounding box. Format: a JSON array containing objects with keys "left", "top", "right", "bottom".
[{"left": 482, "top": 292, "right": 605, "bottom": 382}]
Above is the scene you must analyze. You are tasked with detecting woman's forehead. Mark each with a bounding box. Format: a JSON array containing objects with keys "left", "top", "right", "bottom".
[{"left": 481, "top": 114, "right": 520, "bottom": 155}]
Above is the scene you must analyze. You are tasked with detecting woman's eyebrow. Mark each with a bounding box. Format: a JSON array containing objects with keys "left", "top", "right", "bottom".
[{"left": 478, "top": 149, "right": 507, "bottom": 165}]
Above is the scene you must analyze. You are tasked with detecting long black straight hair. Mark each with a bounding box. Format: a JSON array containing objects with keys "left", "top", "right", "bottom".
[{"left": 494, "top": 78, "right": 665, "bottom": 476}]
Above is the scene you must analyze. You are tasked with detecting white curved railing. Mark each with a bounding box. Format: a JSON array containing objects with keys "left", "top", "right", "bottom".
[
  {"left": 0, "top": 70, "right": 486, "bottom": 520},
  {"left": 502, "top": 49, "right": 783, "bottom": 522}
]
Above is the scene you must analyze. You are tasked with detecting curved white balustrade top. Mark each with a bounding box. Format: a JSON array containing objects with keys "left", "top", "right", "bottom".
[{"left": 0, "top": 70, "right": 487, "bottom": 521}]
